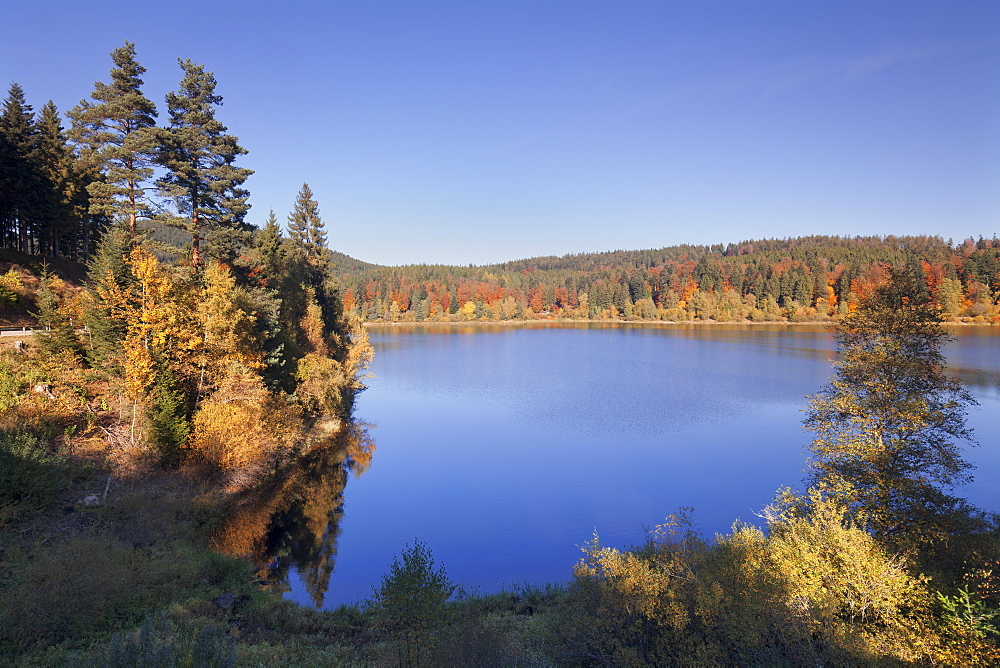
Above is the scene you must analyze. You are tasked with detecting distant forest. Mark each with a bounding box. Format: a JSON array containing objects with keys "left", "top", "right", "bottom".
[{"left": 332, "top": 235, "right": 1000, "bottom": 324}]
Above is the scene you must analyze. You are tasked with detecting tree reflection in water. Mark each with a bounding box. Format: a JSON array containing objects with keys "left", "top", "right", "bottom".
[{"left": 210, "top": 421, "right": 375, "bottom": 607}]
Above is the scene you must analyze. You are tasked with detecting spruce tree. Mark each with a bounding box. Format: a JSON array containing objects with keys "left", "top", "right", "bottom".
[
  {"left": 244, "top": 210, "right": 286, "bottom": 286},
  {"left": 157, "top": 59, "right": 252, "bottom": 268},
  {"left": 0, "top": 84, "right": 36, "bottom": 252},
  {"left": 82, "top": 222, "right": 140, "bottom": 367},
  {"left": 33, "top": 271, "right": 83, "bottom": 358},
  {"left": 68, "top": 42, "right": 159, "bottom": 235},
  {"left": 33, "top": 102, "right": 77, "bottom": 257},
  {"left": 287, "top": 183, "right": 329, "bottom": 266}
]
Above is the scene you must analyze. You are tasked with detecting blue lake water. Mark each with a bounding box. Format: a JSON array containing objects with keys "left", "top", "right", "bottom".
[{"left": 282, "top": 323, "right": 1000, "bottom": 609}]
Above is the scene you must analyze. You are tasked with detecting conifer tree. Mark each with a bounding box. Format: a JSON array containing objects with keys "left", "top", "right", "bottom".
[
  {"left": 33, "top": 102, "right": 78, "bottom": 257},
  {"left": 240, "top": 210, "right": 286, "bottom": 288},
  {"left": 33, "top": 272, "right": 83, "bottom": 358},
  {"left": 68, "top": 42, "right": 159, "bottom": 235},
  {"left": 287, "top": 183, "right": 328, "bottom": 267},
  {"left": 82, "top": 222, "right": 139, "bottom": 366},
  {"left": 157, "top": 59, "right": 252, "bottom": 267},
  {"left": 0, "top": 84, "right": 36, "bottom": 252},
  {"left": 258, "top": 210, "right": 285, "bottom": 266}
]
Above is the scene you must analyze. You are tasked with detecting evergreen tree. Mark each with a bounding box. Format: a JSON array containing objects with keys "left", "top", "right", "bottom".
[
  {"left": 157, "top": 59, "right": 252, "bottom": 268},
  {"left": 287, "top": 183, "right": 328, "bottom": 266},
  {"left": 82, "top": 222, "right": 139, "bottom": 366},
  {"left": 0, "top": 84, "right": 36, "bottom": 252},
  {"left": 804, "top": 268, "right": 978, "bottom": 545},
  {"left": 33, "top": 102, "right": 78, "bottom": 257},
  {"left": 240, "top": 209, "right": 286, "bottom": 287},
  {"left": 68, "top": 41, "right": 159, "bottom": 234},
  {"left": 32, "top": 271, "right": 83, "bottom": 358}
]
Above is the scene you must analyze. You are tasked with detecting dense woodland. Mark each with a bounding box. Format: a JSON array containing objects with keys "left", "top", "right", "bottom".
[
  {"left": 0, "top": 42, "right": 998, "bottom": 665},
  {"left": 335, "top": 235, "right": 1000, "bottom": 324}
]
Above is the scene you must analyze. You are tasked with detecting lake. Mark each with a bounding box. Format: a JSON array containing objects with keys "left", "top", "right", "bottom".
[{"left": 272, "top": 323, "right": 1000, "bottom": 609}]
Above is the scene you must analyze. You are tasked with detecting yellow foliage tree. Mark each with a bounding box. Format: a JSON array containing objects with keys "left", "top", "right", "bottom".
[
  {"left": 565, "top": 495, "right": 972, "bottom": 665},
  {"left": 118, "top": 248, "right": 199, "bottom": 442},
  {"left": 189, "top": 364, "right": 302, "bottom": 489},
  {"left": 197, "top": 260, "right": 264, "bottom": 393}
]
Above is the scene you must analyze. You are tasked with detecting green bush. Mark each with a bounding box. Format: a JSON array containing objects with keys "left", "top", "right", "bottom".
[{"left": 0, "top": 430, "right": 72, "bottom": 526}]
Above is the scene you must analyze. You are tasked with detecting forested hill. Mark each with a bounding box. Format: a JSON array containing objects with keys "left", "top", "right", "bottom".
[{"left": 331, "top": 234, "right": 1000, "bottom": 323}]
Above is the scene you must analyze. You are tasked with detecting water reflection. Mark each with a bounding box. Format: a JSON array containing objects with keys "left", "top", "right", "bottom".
[
  {"left": 211, "top": 421, "right": 375, "bottom": 607},
  {"left": 210, "top": 324, "right": 998, "bottom": 608}
]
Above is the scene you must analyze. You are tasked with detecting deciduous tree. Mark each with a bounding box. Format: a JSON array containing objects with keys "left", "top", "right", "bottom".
[{"left": 804, "top": 269, "right": 978, "bottom": 545}]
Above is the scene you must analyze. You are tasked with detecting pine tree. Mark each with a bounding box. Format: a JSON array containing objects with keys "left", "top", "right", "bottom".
[
  {"left": 68, "top": 42, "right": 159, "bottom": 235},
  {"left": 804, "top": 268, "right": 978, "bottom": 545},
  {"left": 157, "top": 59, "right": 252, "bottom": 267}
]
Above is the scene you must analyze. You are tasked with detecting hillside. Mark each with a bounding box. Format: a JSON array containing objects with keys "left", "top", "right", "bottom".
[
  {"left": 0, "top": 249, "right": 88, "bottom": 327},
  {"left": 331, "top": 234, "right": 1000, "bottom": 324}
]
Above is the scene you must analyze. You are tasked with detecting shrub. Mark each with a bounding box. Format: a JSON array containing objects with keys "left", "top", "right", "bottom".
[
  {"left": 371, "top": 540, "right": 454, "bottom": 666},
  {"left": 0, "top": 430, "right": 72, "bottom": 526},
  {"left": 78, "top": 612, "right": 235, "bottom": 668}
]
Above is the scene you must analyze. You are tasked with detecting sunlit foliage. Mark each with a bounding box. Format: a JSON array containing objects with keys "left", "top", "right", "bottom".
[
  {"left": 560, "top": 496, "right": 993, "bottom": 665},
  {"left": 805, "top": 268, "right": 978, "bottom": 547}
]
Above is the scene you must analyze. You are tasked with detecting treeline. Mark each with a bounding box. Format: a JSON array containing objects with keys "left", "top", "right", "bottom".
[
  {"left": 337, "top": 235, "right": 1000, "bottom": 324},
  {"left": 0, "top": 42, "right": 252, "bottom": 266},
  {"left": 0, "top": 85, "right": 101, "bottom": 259}
]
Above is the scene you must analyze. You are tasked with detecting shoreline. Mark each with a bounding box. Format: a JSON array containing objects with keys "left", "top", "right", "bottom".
[{"left": 362, "top": 318, "right": 997, "bottom": 329}]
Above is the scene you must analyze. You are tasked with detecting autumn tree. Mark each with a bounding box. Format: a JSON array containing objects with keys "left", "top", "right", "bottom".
[
  {"left": 804, "top": 268, "right": 978, "bottom": 546},
  {"left": 68, "top": 41, "right": 159, "bottom": 235},
  {"left": 157, "top": 59, "right": 252, "bottom": 267},
  {"left": 118, "top": 247, "right": 201, "bottom": 455}
]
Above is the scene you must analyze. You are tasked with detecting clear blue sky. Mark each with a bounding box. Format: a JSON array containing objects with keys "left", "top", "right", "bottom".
[{"left": 3, "top": 1, "right": 998, "bottom": 266}]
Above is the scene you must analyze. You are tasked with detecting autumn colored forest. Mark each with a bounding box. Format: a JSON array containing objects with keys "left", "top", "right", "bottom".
[
  {"left": 1, "top": 42, "right": 999, "bottom": 666},
  {"left": 336, "top": 234, "right": 1000, "bottom": 324}
]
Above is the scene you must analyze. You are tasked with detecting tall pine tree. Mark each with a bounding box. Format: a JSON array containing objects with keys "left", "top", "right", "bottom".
[
  {"left": 157, "top": 59, "right": 252, "bottom": 268},
  {"left": 68, "top": 41, "right": 159, "bottom": 235}
]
